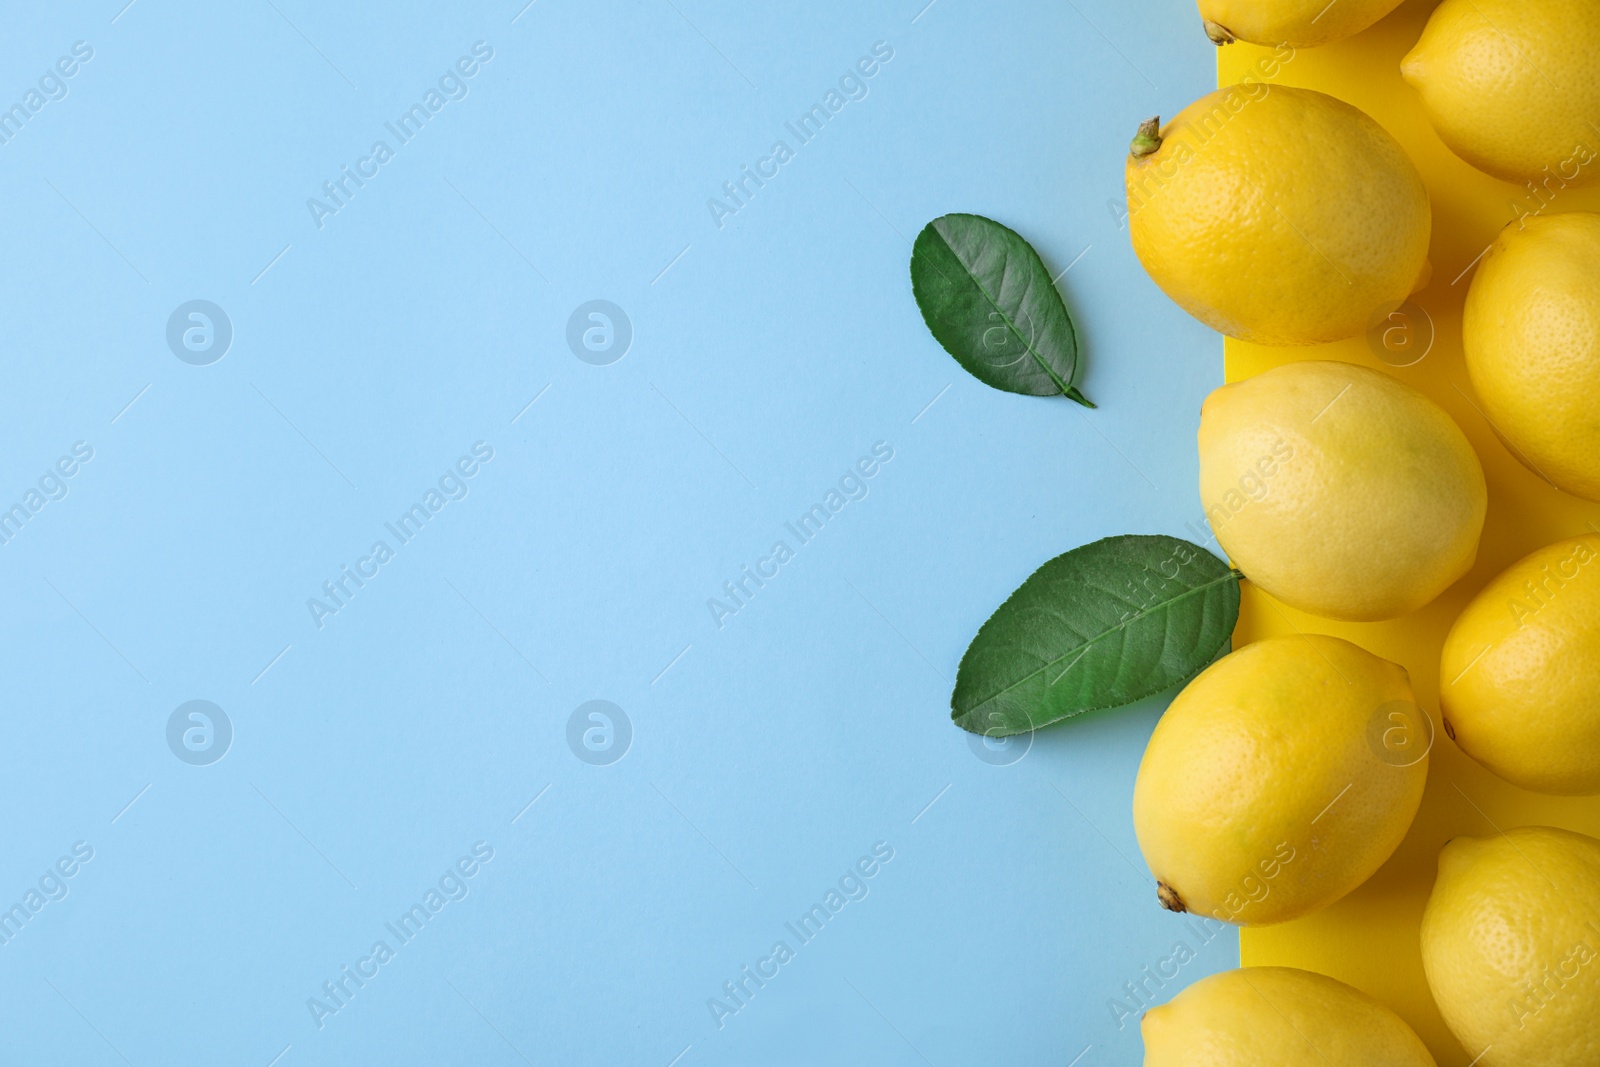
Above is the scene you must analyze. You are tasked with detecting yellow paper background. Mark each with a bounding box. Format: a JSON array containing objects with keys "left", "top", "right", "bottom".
[{"left": 1216, "top": 2, "right": 1600, "bottom": 1062}]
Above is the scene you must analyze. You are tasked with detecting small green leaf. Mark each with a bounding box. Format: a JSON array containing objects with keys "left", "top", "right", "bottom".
[
  {"left": 952, "top": 536, "right": 1241, "bottom": 738},
  {"left": 910, "top": 213, "right": 1092, "bottom": 407}
]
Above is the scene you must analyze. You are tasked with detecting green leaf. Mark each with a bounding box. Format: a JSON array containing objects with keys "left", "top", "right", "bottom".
[
  {"left": 952, "top": 536, "right": 1241, "bottom": 738},
  {"left": 910, "top": 213, "right": 1093, "bottom": 408}
]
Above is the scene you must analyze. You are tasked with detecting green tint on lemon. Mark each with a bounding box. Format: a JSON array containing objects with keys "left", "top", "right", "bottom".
[{"left": 1199, "top": 361, "right": 1485, "bottom": 621}]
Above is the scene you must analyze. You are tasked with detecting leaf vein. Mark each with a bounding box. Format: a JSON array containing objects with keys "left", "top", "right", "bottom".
[{"left": 960, "top": 570, "right": 1240, "bottom": 712}]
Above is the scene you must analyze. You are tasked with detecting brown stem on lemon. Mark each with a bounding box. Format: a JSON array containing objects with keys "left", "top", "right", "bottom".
[
  {"left": 1157, "top": 882, "right": 1188, "bottom": 914},
  {"left": 1443, "top": 717, "right": 1457, "bottom": 741},
  {"left": 1130, "top": 118, "right": 1163, "bottom": 159},
  {"left": 1204, "top": 19, "right": 1236, "bottom": 45}
]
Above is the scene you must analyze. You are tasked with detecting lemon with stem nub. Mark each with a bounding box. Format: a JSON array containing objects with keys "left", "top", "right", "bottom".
[
  {"left": 1197, "top": 0, "right": 1405, "bottom": 48},
  {"left": 1134, "top": 634, "right": 1428, "bottom": 927},
  {"left": 1126, "top": 85, "right": 1431, "bottom": 346}
]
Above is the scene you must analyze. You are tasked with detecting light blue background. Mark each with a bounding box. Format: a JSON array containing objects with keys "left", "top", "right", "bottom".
[{"left": 0, "top": 1, "right": 1224, "bottom": 1063}]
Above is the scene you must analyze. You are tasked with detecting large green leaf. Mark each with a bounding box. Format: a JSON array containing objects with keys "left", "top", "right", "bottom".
[
  {"left": 910, "top": 213, "right": 1092, "bottom": 407},
  {"left": 952, "top": 536, "right": 1241, "bottom": 737}
]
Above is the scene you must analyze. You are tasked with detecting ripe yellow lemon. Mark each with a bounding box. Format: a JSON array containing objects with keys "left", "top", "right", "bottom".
[
  {"left": 1143, "top": 967, "right": 1437, "bottom": 1067},
  {"left": 1440, "top": 535, "right": 1600, "bottom": 795},
  {"left": 1463, "top": 213, "right": 1600, "bottom": 501},
  {"left": 1134, "top": 635, "right": 1428, "bottom": 926},
  {"left": 1421, "top": 827, "right": 1600, "bottom": 1067},
  {"left": 1198, "top": 0, "right": 1405, "bottom": 48},
  {"left": 1402, "top": 0, "right": 1600, "bottom": 186},
  {"left": 1199, "top": 360, "right": 1486, "bottom": 621},
  {"left": 1126, "top": 85, "right": 1431, "bottom": 346}
]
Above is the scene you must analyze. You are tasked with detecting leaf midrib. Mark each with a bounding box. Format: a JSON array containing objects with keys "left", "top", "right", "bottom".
[{"left": 959, "top": 571, "right": 1241, "bottom": 714}]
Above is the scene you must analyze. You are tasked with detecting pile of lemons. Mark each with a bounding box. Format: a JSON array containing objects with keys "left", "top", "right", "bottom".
[{"left": 1122, "top": 1, "right": 1600, "bottom": 1064}]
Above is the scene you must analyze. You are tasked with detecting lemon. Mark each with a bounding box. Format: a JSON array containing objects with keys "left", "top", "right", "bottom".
[
  {"left": 1199, "top": 360, "right": 1486, "bottom": 621},
  {"left": 1134, "top": 635, "right": 1428, "bottom": 926},
  {"left": 1198, "top": 0, "right": 1405, "bottom": 48},
  {"left": 1126, "top": 85, "right": 1431, "bottom": 346},
  {"left": 1421, "top": 827, "right": 1600, "bottom": 1067},
  {"left": 1143, "top": 967, "right": 1437, "bottom": 1067},
  {"left": 1440, "top": 535, "right": 1600, "bottom": 795},
  {"left": 1402, "top": 0, "right": 1600, "bottom": 186},
  {"left": 1463, "top": 213, "right": 1600, "bottom": 501}
]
